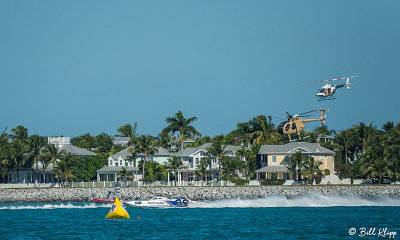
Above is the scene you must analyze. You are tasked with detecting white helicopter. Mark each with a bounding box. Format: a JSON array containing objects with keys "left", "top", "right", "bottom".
[{"left": 315, "top": 75, "right": 358, "bottom": 100}]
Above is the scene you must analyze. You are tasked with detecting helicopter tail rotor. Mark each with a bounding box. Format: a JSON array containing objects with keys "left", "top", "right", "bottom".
[{"left": 320, "top": 108, "right": 329, "bottom": 125}]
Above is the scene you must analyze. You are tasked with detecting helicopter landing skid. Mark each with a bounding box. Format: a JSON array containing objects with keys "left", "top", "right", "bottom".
[{"left": 317, "top": 97, "right": 336, "bottom": 101}]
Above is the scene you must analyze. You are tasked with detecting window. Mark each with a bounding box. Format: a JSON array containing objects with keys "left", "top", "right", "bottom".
[
  {"left": 272, "top": 156, "right": 277, "bottom": 163},
  {"left": 196, "top": 158, "right": 199, "bottom": 164},
  {"left": 285, "top": 123, "right": 290, "bottom": 131},
  {"left": 292, "top": 122, "right": 296, "bottom": 130},
  {"left": 119, "top": 160, "right": 123, "bottom": 166},
  {"left": 109, "top": 160, "right": 113, "bottom": 166}
]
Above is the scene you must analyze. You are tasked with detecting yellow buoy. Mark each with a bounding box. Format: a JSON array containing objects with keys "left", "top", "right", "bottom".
[{"left": 105, "top": 197, "right": 130, "bottom": 219}]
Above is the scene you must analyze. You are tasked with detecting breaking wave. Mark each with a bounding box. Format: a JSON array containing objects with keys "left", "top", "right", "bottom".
[
  {"left": 191, "top": 193, "right": 400, "bottom": 208},
  {"left": 0, "top": 202, "right": 109, "bottom": 210}
]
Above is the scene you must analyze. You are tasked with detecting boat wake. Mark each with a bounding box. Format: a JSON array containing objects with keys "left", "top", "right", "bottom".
[
  {"left": 191, "top": 193, "right": 400, "bottom": 208},
  {"left": 0, "top": 202, "right": 110, "bottom": 210}
]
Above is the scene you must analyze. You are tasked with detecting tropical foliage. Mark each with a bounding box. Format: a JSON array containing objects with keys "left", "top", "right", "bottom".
[
  {"left": 162, "top": 110, "right": 201, "bottom": 151},
  {"left": 1, "top": 116, "right": 400, "bottom": 185}
]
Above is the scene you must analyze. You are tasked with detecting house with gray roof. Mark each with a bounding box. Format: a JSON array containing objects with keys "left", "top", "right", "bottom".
[
  {"left": 256, "top": 142, "right": 335, "bottom": 180},
  {"left": 11, "top": 137, "right": 96, "bottom": 184},
  {"left": 96, "top": 146, "right": 171, "bottom": 182},
  {"left": 173, "top": 143, "right": 243, "bottom": 183}
]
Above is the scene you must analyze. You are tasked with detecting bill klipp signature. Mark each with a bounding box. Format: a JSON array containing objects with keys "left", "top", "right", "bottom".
[{"left": 349, "top": 227, "right": 397, "bottom": 238}]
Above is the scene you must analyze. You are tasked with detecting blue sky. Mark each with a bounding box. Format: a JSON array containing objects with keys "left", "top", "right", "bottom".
[{"left": 1, "top": 1, "right": 399, "bottom": 137}]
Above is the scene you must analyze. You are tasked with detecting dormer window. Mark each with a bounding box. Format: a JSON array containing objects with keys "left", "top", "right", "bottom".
[
  {"left": 272, "top": 156, "right": 277, "bottom": 163},
  {"left": 119, "top": 160, "right": 123, "bottom": 166},
  {"left": 109, "top": 159, "right": 113, "bottom": 166}
]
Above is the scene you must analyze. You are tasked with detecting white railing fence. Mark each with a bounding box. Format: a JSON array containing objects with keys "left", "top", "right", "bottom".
[{"left": 1, "top": 179, "right": 398, "bottom": 189}]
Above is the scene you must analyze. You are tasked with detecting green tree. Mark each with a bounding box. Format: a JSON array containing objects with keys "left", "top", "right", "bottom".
[
  {"left": 285, "top": 151, "right": 304, "bottom": 181},
  {"left": 206, "top": 135, "right": 230, "bottom": 180},
  {"left": 195, "top": 157, "right": 211, "bottom": 185},
  {"left": 4, "top": 139, "right": 30, "bottom": 182},
  {"left": 117, "top": 166, "right": 135, "bottom": 182},
  {"left": 95, "top": 133, "right": 113, "bottom": 154},
  {"left": 71, "top": 133, "right": 96, "bottom": 150},
  {"left": 117, "top": 123, "right": 138, "bottom": 138},
  {"left": 27, "top": 134, "right": 46, "bottom": 180},
  {"left": 70, "top": 155, "right": 108, "bottom": 181},
  {"left": 165, "top": 156, "right": 186, "bottom": 186},
  {"left": 249, "top": 115, "right": 279, "bottom": 145},
  {"left": 236, "top": 147, "right": 252, "bottom": 178},
  {"left": 362, "top": 141, "right": 392, "bottom": 184},
  {"left": 301, "top": 156, "right": 323, "bottom": 185},
  {"left": 162, "top": 110, "right": 201, "bottom": 151},
  {"left": 11, "top": 125, "right": 28, "bottom": 141},
  {"left": 41, "top": 144, "right": 66, "bottom": 169},
  {"left": 382, "top": 121, "right": 394, "bottom": 133},
  {"left": 221, "top": 156, "right": 243, "bottom": 181},
  {"left": 335, "top": 129, "right": 358, "bottom": 164},
  {"left": 135, "top": 135, "right": 158, "bottom": 179},
  {"left": 52, "top": 154, "right": 75, "bottom": 186}
]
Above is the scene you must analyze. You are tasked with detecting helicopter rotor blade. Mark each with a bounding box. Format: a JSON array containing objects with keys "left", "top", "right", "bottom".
[
  {"left": 313, "top": 75, "right": 358, "bottom": 82},
  {"left": 297, "top": 109, "right": 322, "bottom": 116}
]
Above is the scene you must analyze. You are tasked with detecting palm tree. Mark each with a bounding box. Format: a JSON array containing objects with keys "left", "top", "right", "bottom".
[
  {"left": 41, "top": 144, "right": 66, "bottom": 170},
  {"left": 95, "top": 133, "right": 113, "bottom": 153},
  {"left": 249, "top": 115, "right": 279, "bottom": 145},
  {"left": 165, "top": 156, "right": 186, "bottom": 186},
  {"left": 354, "top": 122, "right": 374, "bottom": 155},
  {"left": 236, "top": 147, "right": 252, "bottom": 178},
  {"left": 195, "top": 157, "right": 211, "bottom": 185},
  {"left": 11, "top": 125, "right": 28, "bottom": 141},
  {"left": 285, "top": 151, "right": 304, "bottom": 181},
  {"left": 301, "top": 156, "right": 323, "bottom": 185},
  {"left": 365, "top": 158, "right": 392, "bottom": 184},
  {"left": 28, "top": 135, "right": 46, "bottom": 180},
  {"left": 4, "top": 139, "right": 30, "bottom": 182},
  {"left": 384, "top": 125, "right": 400, "bottom": 181},
  {"left": 117, "top": 166, "right": 135, "bottom": 182},
  {"left": 362, "top": 143, "right": 392, "bottom": 184},
  {"left": 52, "top": 154, "right": 74, "bottom": 186},
  {"left": 117, "top": 123, "right": 138, "bottom": 138},
  {"left": 335, "top": 129, "right": 357, "bottom": 164},
  {"left": 135, "top": 135, "right": 158, "bottom": 180},
  {"left": 162, "top": 110, "right": 201, "bottom": 151},
  {"left": 206, "top": 136, "right": 230, "bottom": 180},
  {"left": 221, "top": 156, "right": 242, "bottom": 181},
  {"left": 235, "top": 122, "right": 252, "bottom": 146},
  {"left": 382, "top": 121, "right": 394, "bottom": 133}
]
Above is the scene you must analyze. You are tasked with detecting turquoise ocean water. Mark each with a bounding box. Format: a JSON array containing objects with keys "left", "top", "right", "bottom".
[{"left": 1, "top": 194, "right": 400, "bottom": 240}]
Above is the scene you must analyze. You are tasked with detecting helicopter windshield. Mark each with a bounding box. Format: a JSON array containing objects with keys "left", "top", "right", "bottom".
[
  {"left": 285, "top": 123, "right": 290, "bottom": 131},
  {"left": 319, "top": 88, "right": 326, "bottom": 93}
]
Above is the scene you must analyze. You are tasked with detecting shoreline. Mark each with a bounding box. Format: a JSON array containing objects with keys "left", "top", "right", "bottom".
[{"left": 1, "top": 185, "right": 400, "bottom": 203}]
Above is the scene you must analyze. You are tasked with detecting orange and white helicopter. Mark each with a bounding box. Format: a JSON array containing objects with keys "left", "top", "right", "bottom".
[{"left": 315, "top": 75, "right": 358, "bottom": 100}]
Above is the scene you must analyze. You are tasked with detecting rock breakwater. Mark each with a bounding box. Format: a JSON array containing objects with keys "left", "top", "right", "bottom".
[{"left": 1, "top": 185, "right": 399, "bottom": 203}]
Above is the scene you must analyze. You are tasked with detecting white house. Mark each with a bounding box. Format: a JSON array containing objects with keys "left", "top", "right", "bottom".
[
  {"left": 96, "top": 146, "right": 171, "bottom": 181},
  {"left": 173, "top": 143, "right": 243, "bottom": 182}
]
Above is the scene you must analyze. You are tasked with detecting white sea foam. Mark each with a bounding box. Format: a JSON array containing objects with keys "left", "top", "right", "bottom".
[
  {"left": 191, "top": 193, "right": 400, "bottom": 208},
  {"left": 0, "top": 203, "right": 109, "bottom": 210}
]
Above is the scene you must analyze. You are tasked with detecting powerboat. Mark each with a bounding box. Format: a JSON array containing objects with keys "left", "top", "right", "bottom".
[
  {"left": 124, "top": 197, "right": 189, "bottom": 208},
  {"left": 124, "top": 197, "right": 171, "bottom": 208}
]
